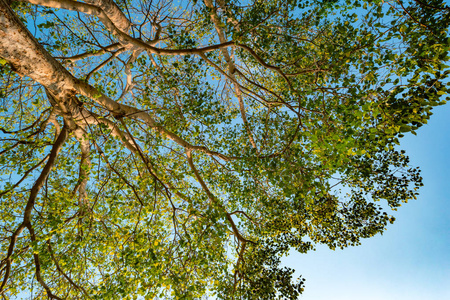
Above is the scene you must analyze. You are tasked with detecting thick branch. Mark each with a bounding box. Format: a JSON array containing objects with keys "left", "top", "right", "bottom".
[
  {"left": 0, "top": 0, "right": 233, "bottom": 161},
  {"left": 18, "top": 0, "right": 233, "bottom": 54},
  {"left": 73, "top": 128, "right": 91, "bottom": 208},
  {"left": 119, "top": 49, "right": 142, "bottom": 99},
  {"left": 83, "top": 0, "right": 131, "bottom": 32}
]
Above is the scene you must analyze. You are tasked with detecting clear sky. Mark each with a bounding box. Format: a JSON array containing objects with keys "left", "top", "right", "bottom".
[{"left": 282, "top": 102, "right": 450, "bottom": 299}]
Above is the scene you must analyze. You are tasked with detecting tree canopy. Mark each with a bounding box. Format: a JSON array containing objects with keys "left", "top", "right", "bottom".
[{"left": 0, "top": 0, "right": 449, "bottom": 298}]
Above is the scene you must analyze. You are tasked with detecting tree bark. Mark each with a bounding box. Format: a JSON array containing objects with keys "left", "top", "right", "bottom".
[{"left": 0, "top": 0, "right": 232, "bottom": 160}]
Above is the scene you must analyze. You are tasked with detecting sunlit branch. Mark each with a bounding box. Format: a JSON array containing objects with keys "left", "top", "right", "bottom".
[
  {"left": 55, "top": 43, "right": 122, "bottom": 61},
  {"left": 0, "top": 3, "right": 234, "bottom": 161},
  {"left": 204, "top": 0, "right": 257, "bottom": 150},
  {"left": 19, "top": 0, "right": 234, "bottom": 55},
  {"left": 85, "top": 47, "right": 126, "bottom": 81}
]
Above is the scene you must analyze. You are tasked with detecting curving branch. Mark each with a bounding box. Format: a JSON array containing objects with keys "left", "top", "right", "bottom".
[
  {"left": 18, "top": 0, "right": 234, "bottom": 54},
  {"left": 119, "top": 49, "right": 143, "bottom": 99},
  {"left": 56, "top": 43, "right": 122, "bottom": 61},
  {"left": 27, "top": 225, "right": 64, "bottom": 300},
  {"left": 83, "top": 0, "right": 131, "bottom": 32},
  {"left": 47, "top": 240, "right": 91, "bottom": 298},
  {"left": 0, "top": 153, "right": 50, "bottom": 198},
  {"left": 73, "top": 127, "right": 91, "bottom": 210},
  {"left": 186, "top": 149, "right": 253, "bottom": 244},
  {"left": 204, "top": 0, "right": 258, "bottom": 150},
  {"left": 0, "top": 0, "right": 234, "bottom": 161},
  {"left": 85, "top": 47, "right": 126, "bottom": 81},
  {"left": 0, "top": 124, "right": 69, "bottom": 296}
]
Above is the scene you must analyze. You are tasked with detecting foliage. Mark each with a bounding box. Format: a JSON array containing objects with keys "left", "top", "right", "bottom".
[{"left": 0, "top": 0, "right": 449, "bottom": 299}]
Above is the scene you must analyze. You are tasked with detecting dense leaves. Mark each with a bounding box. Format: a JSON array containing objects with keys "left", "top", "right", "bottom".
[{"left": 0, "top": 0, "right": 449, "bottom": 299}]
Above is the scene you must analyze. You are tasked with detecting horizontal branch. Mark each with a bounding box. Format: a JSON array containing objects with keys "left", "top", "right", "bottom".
[
  {"left": 19, "top": 0, "right": 234, "bottom": 55},
  {"left": 0, "top": 1, "right": 234, "bottom": 161},
  {"left": 56, "top": 43, "right": 122, "bottom": 61}
]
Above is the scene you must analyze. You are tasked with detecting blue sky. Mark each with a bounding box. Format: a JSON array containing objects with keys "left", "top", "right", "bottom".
[
  {"left": 3, "top": 2, "right": 448, "bottom": 299},
  {"left": 282, "top": 102, "right": 450, "bottom": 299}
]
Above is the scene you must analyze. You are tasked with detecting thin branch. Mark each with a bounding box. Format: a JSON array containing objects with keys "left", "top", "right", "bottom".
[
  {"left": 185, "top": 149, "right": 254, "bottom": 244},
  {"left": 0, "top": 124, "right": 69, "bottom": 294},
  {"left": 56, "top": 43, "right": 122, "bottom": 61},
  {"left": 0, "top": 154, "right": 50, "bottom": 197}
]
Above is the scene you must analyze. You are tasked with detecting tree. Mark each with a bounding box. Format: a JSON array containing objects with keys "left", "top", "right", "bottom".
[{"left": 0, "top": 0, "right": 449, "bottom": 298}]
